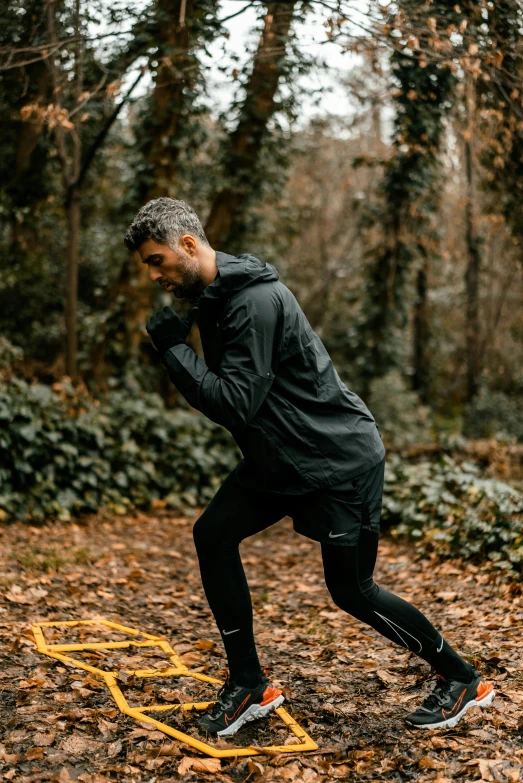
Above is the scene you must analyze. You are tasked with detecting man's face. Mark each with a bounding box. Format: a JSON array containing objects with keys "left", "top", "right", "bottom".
[{"left": 138, "top": 236, "right": 205, "bottom": 301}]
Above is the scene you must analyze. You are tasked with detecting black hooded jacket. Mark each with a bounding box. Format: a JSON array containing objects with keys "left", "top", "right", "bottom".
[{"left": 161, "top": 250, "right": 385, "bottom": 494}]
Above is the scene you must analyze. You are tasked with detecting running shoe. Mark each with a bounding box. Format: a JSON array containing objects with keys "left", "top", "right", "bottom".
[
  {"left": 198, "top": 668, "right": 285, "bottom": 736},
  {"left": 405, "top": 669, "right": 495, "bottom": 729}
]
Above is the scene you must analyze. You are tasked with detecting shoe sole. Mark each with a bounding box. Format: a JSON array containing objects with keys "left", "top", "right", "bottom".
[
  {"left": 406, "top": 687, "right": 496, "bottom": 729},
  {"left": 215, "top": 694, "right": 285, "bottom": 737}
]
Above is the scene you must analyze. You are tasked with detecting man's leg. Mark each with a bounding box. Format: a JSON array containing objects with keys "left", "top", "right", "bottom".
[
  {"left": 318, "top": 458, "right": 495, "bottom": 728},
  {"left": 321, "top": 531, "right": 475, "bottom": 681},
  {"left": 192, "top": 467, "right": 288, "bottom": 688}
]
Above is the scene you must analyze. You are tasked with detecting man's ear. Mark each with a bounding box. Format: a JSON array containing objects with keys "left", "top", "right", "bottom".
[{"left": 181, "top": 234, "right": 197, "bottom": 255}]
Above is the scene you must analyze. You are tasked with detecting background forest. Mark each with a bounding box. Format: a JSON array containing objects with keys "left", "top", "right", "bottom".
[
  {"left": 2, "top": 3, "right": 523, "bottom": 780},
  {"left": 1, "top": 0, "right": 523, "bottom": 574}
]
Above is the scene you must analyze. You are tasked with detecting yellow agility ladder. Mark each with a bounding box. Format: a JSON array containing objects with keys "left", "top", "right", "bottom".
[{"left": 32, "top": 618, "right": 318, "bottom": 759}]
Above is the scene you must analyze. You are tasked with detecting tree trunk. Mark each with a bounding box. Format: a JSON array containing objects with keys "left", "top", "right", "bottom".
[
  {"left": 412, "top": 256, "right": 430, "bottom": 402},
  {"left": 123, "top": 0, "right": 203, "bottom": 379},
  {"left": 142, "top": 0, "right": 198, "bottom": 201},
  {"left": 464, "top": 78, "right": 481, "bottom": 403},
  {"left": 64, "top": 0, "right": 83, "bottom": 380},
  {"left": 204, "top": 1, "right": 298, "bottom": 250},
  {"left": 65, "top": 185, "right": 81, "bottom": 379}
]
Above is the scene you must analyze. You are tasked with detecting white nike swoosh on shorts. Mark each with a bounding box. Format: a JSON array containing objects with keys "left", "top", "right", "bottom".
[{"left": 329, "top": 531, "right": 348, "bottom": 538}]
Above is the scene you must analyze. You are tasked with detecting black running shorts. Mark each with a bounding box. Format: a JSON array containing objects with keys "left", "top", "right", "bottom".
[
  {"left": 288, "top": 456, "right": 385, "bottom": 546},
  {"left": 231, "top": 456, "right": 386, "bottom": 547}
]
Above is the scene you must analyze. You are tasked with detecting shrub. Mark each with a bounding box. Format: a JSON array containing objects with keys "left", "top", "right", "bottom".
[
  {"left": 367, "top": 369, "right": 433, "bottom": 448},
  {"left": 382, "top": 452, "right": 523, "bottom": 579},
  {"left": 464, "top": 387, "right": 523, "bottom": 444},
  {"left": 0, "top": 377, "right": 240, "bottom": 523}
]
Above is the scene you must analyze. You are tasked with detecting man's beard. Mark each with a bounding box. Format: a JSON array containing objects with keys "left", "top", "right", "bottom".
[{"left": 168, "top": 248, "right": 205, "bottom": 301}]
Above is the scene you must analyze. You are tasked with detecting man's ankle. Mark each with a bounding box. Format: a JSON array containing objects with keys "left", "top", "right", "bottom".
[
  {"left": 438, "top": 666, "right": 477, "bottom": 684},
  {"left": 229, "top": 669, "right": 263, "bottom": 689}
]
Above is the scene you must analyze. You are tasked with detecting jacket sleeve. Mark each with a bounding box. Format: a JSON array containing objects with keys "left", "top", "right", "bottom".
[{"left": 160, "top": 290, "right": 279, "bottom": 431}]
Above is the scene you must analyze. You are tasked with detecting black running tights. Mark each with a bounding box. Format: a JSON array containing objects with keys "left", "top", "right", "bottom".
[{"left": 192, "top": 483, "right": 474, "bottom": 688}]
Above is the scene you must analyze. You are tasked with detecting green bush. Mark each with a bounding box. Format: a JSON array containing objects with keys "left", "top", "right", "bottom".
[
  {"left": 464, "top": 386, "right": 523, "bottom": 443},
  {"left": 0, "top": 377, "right": 240, "bottom": 523},
  {"left": 382, "top": 452, "right": 523, "bottom": 579},
  {"left": 0, "top": 335, "right": 24, "bottom": 378},
  {"left": 2, "top": 375, "right": 523, "bottom": 582},
  {"left": 367, "top": 369, "right": 433, "bottom": 447}
]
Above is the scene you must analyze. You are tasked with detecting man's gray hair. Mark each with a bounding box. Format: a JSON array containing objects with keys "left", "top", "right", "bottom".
[{"left": 124, "top": 197, "right": 210, "bottom": 252}]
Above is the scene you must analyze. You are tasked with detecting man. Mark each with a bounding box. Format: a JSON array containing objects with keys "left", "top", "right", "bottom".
[{"left": 124, "top": 197, "right": 495, "bottom": 737}]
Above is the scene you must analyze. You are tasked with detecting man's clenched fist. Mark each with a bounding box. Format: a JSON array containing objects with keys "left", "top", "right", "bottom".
[{"left": 146, "top": 305, "right": 198, "bottom": 357}]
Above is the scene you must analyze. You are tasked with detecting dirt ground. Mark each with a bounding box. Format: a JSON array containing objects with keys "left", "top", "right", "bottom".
[{"left": 1, "top": 506, "right": 522, "bottom": 782}]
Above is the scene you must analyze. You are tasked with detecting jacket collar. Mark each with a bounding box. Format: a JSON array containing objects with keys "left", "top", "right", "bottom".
[{"left": 200, "top": 250, "right": 279, "bottom": 300}]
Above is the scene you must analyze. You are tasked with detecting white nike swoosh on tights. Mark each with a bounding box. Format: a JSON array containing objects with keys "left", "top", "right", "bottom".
[
  {"left": 374, "top": 611, "right": 423, "bottom": 653},
  {"left": 329, "top": 531, "right": 348, "bottom": 538},
  {"left": 437, "top": 636, "right": 444, "bottom": 653},
  {"left": 222, "top": 628, "right": 240, "bottom": 636}
]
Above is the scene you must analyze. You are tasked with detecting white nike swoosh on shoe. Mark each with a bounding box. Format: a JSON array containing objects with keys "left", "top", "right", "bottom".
[
  {"left": 329, "top": 531, "right": 348, "bottom": 538},
  {"left": 222, "top": 628, "right": 240, "bottom": 636}
]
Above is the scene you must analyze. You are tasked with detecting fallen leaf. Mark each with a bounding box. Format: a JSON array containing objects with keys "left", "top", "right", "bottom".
[
  {"left": 246, "top": 760, "right": 264, "bottom": 778},
  {"left": 194, "top": 638, "right": 216, "bottom": 650},
  {"left": 177, "top": 756, "right": 221, "bottom": 775},
  {"left": 107, "top": 739, "right": 122, "bottom": 757},
  {"left": 25, "top": 746, "right": 45, "bottom": 760},
  {"left": 60, "top": 736, "right": 100, "bottom": 755},
  {"left": 435, "top": 591, "right": 458, "bottom": 601},
  {"left": 418, "top": 756, "right": 445, "bottom": 769},
  {"left": 376, "top": 669, "right": 397, "bottom": 685},
  {"left": 33, "top": 731, "right": 56, "bottom": 746}
]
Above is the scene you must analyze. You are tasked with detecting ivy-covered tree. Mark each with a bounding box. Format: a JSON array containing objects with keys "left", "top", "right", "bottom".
[
  {"left": 0, "top": 0, "right": 154, "bottom": 380},
  {"left": 477, "top": 0, "right": 523, "bottom": 269},
  {"left": 204, "top": 1, "right": 302, "bottom": 252},
  {"left": 353, "top": 1, "right": 460, "bottom": 401}
]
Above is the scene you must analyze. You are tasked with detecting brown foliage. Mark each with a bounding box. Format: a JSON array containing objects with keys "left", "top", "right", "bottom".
[{"left": 0, "top": 509, "right": 521, "bottom": 781}]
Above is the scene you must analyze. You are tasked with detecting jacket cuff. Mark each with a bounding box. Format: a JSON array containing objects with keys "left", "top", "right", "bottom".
[{"left": 159, "top": 339, "right": 186, "bottom": 365}]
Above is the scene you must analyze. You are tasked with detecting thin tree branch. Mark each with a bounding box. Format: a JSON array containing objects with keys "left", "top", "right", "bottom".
[
  {"left": 76, "top": 66, "right": 146, "bottom": 191},
  {"left": 218, "top": 2, "right": 256, "bottom": 24},
  {"left": 68, "top": 72, "right": 108, "bottom": 119},
  {"left": 45, "top": 0, "right": 71, "bottom": 188}
]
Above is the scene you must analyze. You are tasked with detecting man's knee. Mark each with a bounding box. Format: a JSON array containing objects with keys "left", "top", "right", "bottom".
[
  {"left": 192, "top": 511, "right": 238, "bottom": 553},
  {"left": 192, "top": 513, "right": 212, "bottom": 553},
  {"left": 326, "top": 576, "right": 378, "bottom": 614}
]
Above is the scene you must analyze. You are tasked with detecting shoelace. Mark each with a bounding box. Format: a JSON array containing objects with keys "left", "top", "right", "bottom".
[
  {"left": 207, "top": 672, "right": 238, "bottom": 717},
  {"left": 420, "top": 675, "right": 452, "bottom": 711}
]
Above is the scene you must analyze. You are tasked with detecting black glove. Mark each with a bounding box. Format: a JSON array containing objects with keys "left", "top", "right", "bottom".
[{"left": 146, "top": 305, "right": 198, "bottom": 357}]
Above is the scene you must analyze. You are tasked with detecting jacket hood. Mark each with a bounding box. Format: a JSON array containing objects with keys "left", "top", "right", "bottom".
[{"left": 200, "top": 251, "right": 279, "bottom": 300}]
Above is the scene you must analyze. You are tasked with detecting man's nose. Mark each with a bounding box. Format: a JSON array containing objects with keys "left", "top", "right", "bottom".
[{"left": 148, "top": 267, "right": 162, "bottom": 283}]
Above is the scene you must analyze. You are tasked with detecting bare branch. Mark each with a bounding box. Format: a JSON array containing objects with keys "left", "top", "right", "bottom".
[
  {"left": 76, "top": 66, "right": 146, "bottom": 190},
  {"left": 219, "top": 2, "right": 256, "bottom": 24}
]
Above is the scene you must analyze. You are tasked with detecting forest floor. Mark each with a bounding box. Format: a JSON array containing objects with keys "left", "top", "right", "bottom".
[{"left": 1, "top": 506, "right": 522, "bottom": 783}]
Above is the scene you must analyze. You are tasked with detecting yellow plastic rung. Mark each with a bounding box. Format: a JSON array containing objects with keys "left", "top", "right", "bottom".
[
  {"left": 37, "top": 618, "right": 162, "bottom": 640},
  {"left": 31, "top": 620, "right": 187, "bottom": 674},
  {"left": 46, "top": 639, "right": 174, "bottom": 652}
]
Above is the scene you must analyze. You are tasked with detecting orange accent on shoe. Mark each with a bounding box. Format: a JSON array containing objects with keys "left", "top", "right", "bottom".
[
  {"left": 260, "top": 686, "right": 283, "bottom": 707},
  {"left": 442, "top": 688, "right": 466, "bottom": 719},
  {"left": 476, "top": 681, "right": 494, "bottom": 701}
]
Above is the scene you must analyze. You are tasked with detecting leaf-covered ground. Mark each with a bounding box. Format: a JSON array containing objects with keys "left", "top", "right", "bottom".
[{"left": 1, "top": 506, "right": 522, "bottom": 782}]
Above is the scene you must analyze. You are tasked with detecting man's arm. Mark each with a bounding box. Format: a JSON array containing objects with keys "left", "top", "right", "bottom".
[{"left": 160, "top": 289, "right": 279, "bottom": 431}]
